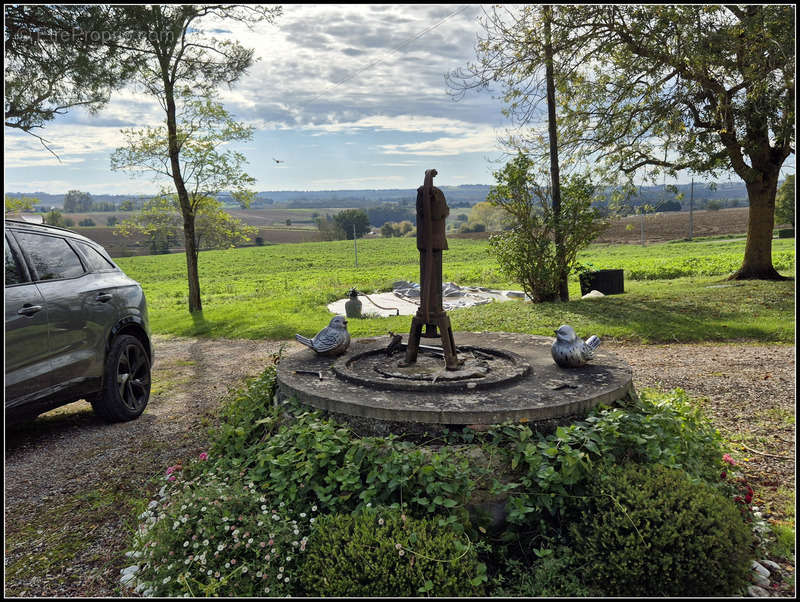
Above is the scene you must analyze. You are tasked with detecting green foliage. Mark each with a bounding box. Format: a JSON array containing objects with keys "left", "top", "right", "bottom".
[
  {"left": 467, "top": 201, "right": 512, "bottom": 231},
  {"left": 44, "top": 208, "right": 66, "bottom": 227},
  {"left": 486, "top": 389, "right": 725, "bottom": 525},
  {"left": 226, "top": 402, "right": 479, "bottom": 525},
  {"left": 299, "top": 507, "right": 487, "bottom": 597},
  {"left": 568, "top": 463, "right": 754, "bottom": 596},
  {"left": 124, "top": 369, "right": 762, "bottom": 597},
  {"left": 487, "top": 153, "right": 606, "bottom": 302},
  {"left": 493, "top": 545, "right": 593, "bottom": 597},
  {"left": 78, "top": 218, "right": 96, "bottom": 227},
  {"left": 125, "top": 470, "right": 313, "bottom": 597},
  {"left": 775, "top": 175, "right": 795, "bottom": 227},
  {"left": 4, "top": 194, "right": 38, "bottom": 214},
  {"left": 4, "top": 6, "right": 137, "bottom": 134},
  {"left": 333, "top": 208, "right": 370, "bottom": 240},
  {"left": 64, "top": 190, "right": 93, "bottom": 212}
]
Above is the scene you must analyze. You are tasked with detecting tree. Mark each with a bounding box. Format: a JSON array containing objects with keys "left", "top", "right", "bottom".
[
  {"left": 63, "top": 189, "right": 93, "bottom": 212},
  {"left": 110, "top": 4, "right": 281, "bottom": 313},
  {"left": 3, "top": 5, "right": 138, "bottom": 154},
  {"left": 451, "top": 5, "right": 795, "bottom": 280},
  {"left": 775, "top": 175, "right": 795, "bottom": 228},
  {"left": 487, "top": 153, "right": 606, "bottom": 303},
  {"left": 5, "top": 195, "right": 38, "bottom": 214},
  {"left": 315, "top": 215, "right": 345, "bottom": 241},
  {"left": 115, "top": 194, "right": 256, "bottom": 256},
  {"left": 333, "top": 209, "right": 371, "bottom": 240},
  {"left": 44, "top": 208, "right": 66, "bottom": 227},
  {"left": 467, "top": 201, "right": 513, "bottom": 232},
  {"left": 112, "top": 93, "right": 258, "bottom": 308}
]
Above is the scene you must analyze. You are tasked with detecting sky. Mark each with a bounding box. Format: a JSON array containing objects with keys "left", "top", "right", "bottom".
[
  {"left": 4, "top": 4, "right": 515, "bottom": 195},
  {"left": 3, "top": 4, "right": 795, "bottom": 196}
]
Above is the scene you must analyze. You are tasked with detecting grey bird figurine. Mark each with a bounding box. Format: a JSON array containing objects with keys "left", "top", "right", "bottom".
[
  {"left": 295, "top": 316, "right": 351, "bottom": 356},
  {"left": 551, "top": 324, "right": 601, "bottom": 368}
]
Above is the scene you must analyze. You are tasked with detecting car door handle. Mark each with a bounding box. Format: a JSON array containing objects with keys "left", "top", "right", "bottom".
[
  {"left": 18, "top": 304, "right": 43, "bottom": 316},
  {"left": 95, "top": 293, "right": 113, "bottom": 303}
]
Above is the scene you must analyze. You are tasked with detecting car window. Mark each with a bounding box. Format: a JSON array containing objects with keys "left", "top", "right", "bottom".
[
  {"left": 5, "top": 236, "right": 26, "bottom": 285},
  {"left": 75, "top": 240, "right": 117, "bottom": 272},
  {"left": 14, "top": 231, "right": 86, "bottom": 281}
]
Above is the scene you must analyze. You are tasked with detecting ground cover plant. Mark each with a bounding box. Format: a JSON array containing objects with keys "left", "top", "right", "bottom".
[
  {"left": 121, "top": 368, "right": 771, "bottom": 597},
  {"left": 114, "top": 236, "right": 795, "bottom": 342}
]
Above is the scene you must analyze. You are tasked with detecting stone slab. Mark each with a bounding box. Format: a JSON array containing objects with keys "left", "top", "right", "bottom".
[{"left": 277, "top": 332, "right": 634, "bottom": 430}]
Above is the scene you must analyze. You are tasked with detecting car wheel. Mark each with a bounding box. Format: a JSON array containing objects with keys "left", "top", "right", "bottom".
[{"left": 92, "top": 334, "right": 151, "bottom": 422}]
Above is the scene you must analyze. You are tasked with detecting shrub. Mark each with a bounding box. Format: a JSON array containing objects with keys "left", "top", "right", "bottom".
[
  {"left": 568, "top": 463, "right": 753, "bottom": 597},
  {"left": 124, "top": 470, "right": 314, "bottom": 597},
  {"left": 493, "top": 545, "right": 593, "bottom": 597},
  {"left": 486, "top": 153, "right": 606, "bottom": 302},
  {"left": 299, "top": 507, "right": 486, "bottom": 596}
]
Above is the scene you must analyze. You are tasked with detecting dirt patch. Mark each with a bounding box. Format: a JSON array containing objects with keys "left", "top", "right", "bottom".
[{"left": 3, "top": 336, "right": 794, "bottom": 597}]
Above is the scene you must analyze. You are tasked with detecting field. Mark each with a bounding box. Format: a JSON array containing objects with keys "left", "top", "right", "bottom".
[
  {"left": 61, "top": 205, "right": 773, "bottom": 258},
  {"left": 114, "top": 236, "right": 795, "bottom": 343}
]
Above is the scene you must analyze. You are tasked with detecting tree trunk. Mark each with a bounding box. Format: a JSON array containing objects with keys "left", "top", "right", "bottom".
[
  {"left": 163, "top": 80, "right": 203, "bottom": 312},
  {"left": 729, "top": 172, "right": 786, "bottom": 281},
  {"left": 182, "top": 216, "right": 203, "bottom": 311},
  {"left": 544, "top": 6, "right": 569, "bottom": 301}
]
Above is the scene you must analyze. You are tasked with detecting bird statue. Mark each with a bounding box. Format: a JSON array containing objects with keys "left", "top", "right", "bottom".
[
  {"left": 385, "top": 331, "right": 404, "bottom": 356},
  {"left": 295, "top": 316, "right": 351, "bottom": 356},
  {"left": 551, "top": 324, "right": 601, "bottom": 368}
]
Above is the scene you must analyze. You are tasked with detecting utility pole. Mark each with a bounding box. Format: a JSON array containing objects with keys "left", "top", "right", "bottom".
[
  {"left": 640, "top": 207, "right": 646, "bottom": 246},
  {"left": 688, "top": 178, "right": 694, "bottom": 240},
  {"left": 353, "top": 224, "right": 358, "bottom": 267}
]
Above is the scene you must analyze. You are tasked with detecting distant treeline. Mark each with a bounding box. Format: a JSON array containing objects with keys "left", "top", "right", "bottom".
[{"left": 7, "top": 180, "right": 758, "bottom": 213}]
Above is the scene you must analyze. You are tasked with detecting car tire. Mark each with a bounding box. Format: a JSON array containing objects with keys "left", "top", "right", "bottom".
[{"left": 92, "top": 334, "right": 151, "bottom": 422}]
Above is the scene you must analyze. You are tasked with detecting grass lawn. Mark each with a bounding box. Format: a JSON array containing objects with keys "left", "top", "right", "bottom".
[{"left": 115, "top": 236, "right": 795, "bottom": 343}]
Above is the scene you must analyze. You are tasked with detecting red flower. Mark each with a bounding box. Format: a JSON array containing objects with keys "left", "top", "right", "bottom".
[{"left": 721, "top": 471, "right": 727, "bottom": 480}]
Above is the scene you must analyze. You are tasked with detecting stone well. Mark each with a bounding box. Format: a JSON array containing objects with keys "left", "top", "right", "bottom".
[{"left": 277, "top": 331, "right": 634, "bottom": 436}]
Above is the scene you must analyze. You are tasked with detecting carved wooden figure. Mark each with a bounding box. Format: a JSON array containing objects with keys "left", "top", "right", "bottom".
[{"left": 402, "top": 169, "right": 461, "bottom": 370}]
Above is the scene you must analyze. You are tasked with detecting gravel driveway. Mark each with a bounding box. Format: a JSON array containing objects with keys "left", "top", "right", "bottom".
[{"left": 4, "top": 336, "right": 794, "bottom": 597}]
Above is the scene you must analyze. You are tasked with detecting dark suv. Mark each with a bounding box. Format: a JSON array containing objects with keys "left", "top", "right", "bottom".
[{"left": 5, "top": 218, "right": 152, "bottom": 423}]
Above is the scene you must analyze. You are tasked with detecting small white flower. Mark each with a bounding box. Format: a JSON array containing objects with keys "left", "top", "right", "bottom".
[
  {"left": 163, "top": 576, "right": 172, "bottom": 584},
  {"left": 299, "top": 513, "right": 306, "bottom": 518},
  {"left": 203, "top": 539, "right": 209, "bottom": 546},
  {"left": 183, "top": 541, "right": 190, "bottom": 547},
  {"left": 311, "top": 505, "right": 317, "bottom": 512},
  {"left": 284, "top": 577, "right": 290, "bottom": 583},
  {"left": 242, "top": 566, "right": 249, "bottom": 574}
]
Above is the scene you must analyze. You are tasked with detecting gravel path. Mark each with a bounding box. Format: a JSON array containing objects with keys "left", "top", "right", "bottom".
[{"left": 3, "top": 336, "right": 795, "bottom": 597}]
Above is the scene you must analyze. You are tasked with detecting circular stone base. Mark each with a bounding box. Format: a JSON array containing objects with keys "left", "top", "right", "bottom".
[
  {"left": 277, "top": 332, "right": 634, "bottom": 432},
  {"left": 333, "top": 345, "right": 530, "bottom": 392}
]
